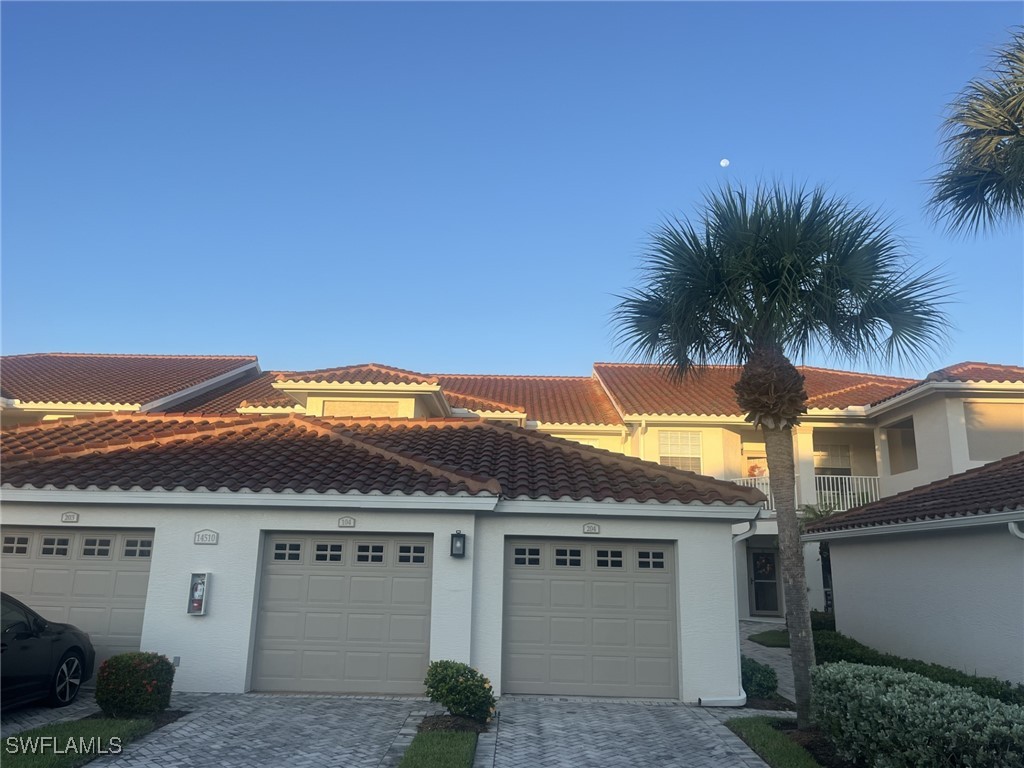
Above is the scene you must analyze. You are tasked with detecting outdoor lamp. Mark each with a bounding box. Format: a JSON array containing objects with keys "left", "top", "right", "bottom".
[{"left": 450, "top": 531, "right": 466, "bottom": 558}]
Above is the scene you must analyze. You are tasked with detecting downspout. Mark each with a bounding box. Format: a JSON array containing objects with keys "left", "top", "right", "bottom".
[
  {"left": 1009, "top": 522, "right": 1024, "bottom": 541},
  {"left": 639, "top": 419, "right": 648, "bottom": 461},
  {"left": 701, "top": 516, "right": 761, "bottom": 708}
]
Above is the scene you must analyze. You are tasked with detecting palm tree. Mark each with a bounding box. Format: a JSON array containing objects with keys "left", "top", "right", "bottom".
[
  {"left": 929, "top": 29, "right": 1024, "bottom": 234},
  {"left": 614, "top": 183, "right": 950, "bottom": 728}
]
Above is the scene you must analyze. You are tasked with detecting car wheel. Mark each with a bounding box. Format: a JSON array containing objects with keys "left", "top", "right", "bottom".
[{"left": 48, "top": 651, "right": 84, "bottom": 707}]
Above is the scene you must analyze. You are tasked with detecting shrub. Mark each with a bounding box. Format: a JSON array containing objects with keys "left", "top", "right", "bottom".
[
  {"left": 740, "top": 655, "right": 778, "bottom": 698},
  {"left": 809, "top": 610, "right": 835, "bottom": 631},
  {"left": 812, "top": 662, "right": 1024, "bottom": 768},
  {"left": 95, "top": 652, "right": 175, "bottom": 718},
  {"left": 812, "top": 630, "right": 1024, "bottom": 705},
  {"left": 423, "top": 660, "right": 496, "bottom": 724}
]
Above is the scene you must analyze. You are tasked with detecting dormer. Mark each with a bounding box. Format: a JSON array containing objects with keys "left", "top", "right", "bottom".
[{"left": 271, "top": 363, "right": 453, "bottom": 418}]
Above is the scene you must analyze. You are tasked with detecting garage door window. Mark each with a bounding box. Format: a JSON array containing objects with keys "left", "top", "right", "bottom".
[
  {"left": 123, "top": 539, "right": 153, "bottom": 558},
  {"left": 554, "top": 547, "right": 582, "bottom": 567},
  {"left": 3, "top": 535, "right": 30, "bottom": 555},
  {"left": 513, "top": 546, "right": 541, "bottom": 566},
  {"left": 273, "top": 542, "right": 302, "bottom": 561},
  {"left": 595, "top": 549, "right": 623, "bottom": 568},
  {"left": 637, "top": 550, "right": 666, "bottom": 569},
  {"left": 313, "top": 542, "right": 343, "bottom": 563},
  {"left": 41, "top": 536, "right": 70, "bottom": 557},
  {"left": 82, "top": 537, "right": 112, "bottom": 557},
  {"left": 397, "top": 544, "right": 427, "bottom": 565},
  {"left": 356, "top": 543, "right": 385, "bottom": 564}
]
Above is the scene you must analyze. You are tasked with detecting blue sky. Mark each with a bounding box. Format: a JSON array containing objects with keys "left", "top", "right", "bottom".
[{"left": 3, "top": 2, "right": 1021, "bottom": 378}]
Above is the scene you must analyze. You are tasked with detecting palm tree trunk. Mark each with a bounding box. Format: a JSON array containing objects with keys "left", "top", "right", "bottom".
[{"left": 763, "top": 426, "right": 816, "bottom": 728}]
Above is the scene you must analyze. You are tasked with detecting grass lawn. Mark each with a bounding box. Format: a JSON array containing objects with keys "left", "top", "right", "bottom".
[
  {"left": 747, "top": 629, "right": 791, "bottom": 648},
  {"left": 726, "top": 717, "right": 820, "bottom": 768},
  {"left": 398, "top": 732, "right": 477, "bottom": 768},
  {"left": 2, "top": 718, "right": 155, "bottom": 768}
]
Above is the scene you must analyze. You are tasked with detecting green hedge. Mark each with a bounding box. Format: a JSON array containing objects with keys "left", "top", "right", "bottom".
[
  {"left": 809, "top": 611, "right": 835, "bottom": 631},
  {"left": 812, "top": 662, "right": 1024, "bottom": 768},
  {"left": 740, "top": 655, "right": 778, "bottom": 698},
  {"left": 423, "top": 660, "right": 496, "bottom": 724},
  {"left": 95, "top": 652, "right": 175, "bottom": 718},
  {"left": 813, "top": 630, "right": 1024, "bottom": 706}
]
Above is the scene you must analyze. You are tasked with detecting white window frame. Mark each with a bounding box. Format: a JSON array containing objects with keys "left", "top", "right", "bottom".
[{"left": 658, "top": 431, "right": 702, "bottom": 473}]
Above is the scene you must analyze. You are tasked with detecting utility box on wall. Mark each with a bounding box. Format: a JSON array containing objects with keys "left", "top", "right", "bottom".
[{"left": 187, "top": 572, "right": 210, "bottom": 615}]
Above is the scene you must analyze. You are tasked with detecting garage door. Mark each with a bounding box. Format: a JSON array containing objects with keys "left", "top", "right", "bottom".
[
  {"left": 253, "top": 533, "right": 432, "bottom": 694},
  {"left": 503, "top": 538, "right": 678, "bottom": 698},
  {"left": 0, "top": 527, "right": 154, "bottom": 665}
]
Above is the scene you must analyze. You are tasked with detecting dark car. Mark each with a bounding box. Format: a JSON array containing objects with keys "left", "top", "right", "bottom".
[{"left": 1, "top": 592, "right": 96, "bottom": 710}]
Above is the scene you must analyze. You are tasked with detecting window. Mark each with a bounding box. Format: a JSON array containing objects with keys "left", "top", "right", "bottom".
[
  {"left": 595, "top": 549, "right": 623, "bottom": 568},
  {"left": 512, "top": 546, "right": 540, "bottom": 566},
  {"left": 40, "top": 536, "right": 70, "bottom": 557},
  {"left": 397, "top": 544, "right": 427, "bottom": 564},
  {"left": 813, "top": 444, "right": 852, "bottom": 476},
  {"left": 356, "top": 543, "right": 385, "bottom": 564},
  {"left": 273, "top": 542, "right": 302, "bottom": 561},
  {"left": 2, "top": 536, "right": 29, "bottom": 555},
  {"left": 554, "top": 547, "right": 582, "bottom": 567},
  {"left": 313, "top": 542, "right": 343, "bottom": 563},
  {"left": 82, "top": 537, "right": 112, "bottom": 557},
  {"left": 884, "top": 418, "right": 918, "bottom": 474},
  {"left": 123, "top": 538, "right": 153, "bottom": 558},
  {"left": 658, "top": 431, "right": 702, "bottom": 472},
  {"left": 637, "top": 550, "right": 666, "bottom": 569}
]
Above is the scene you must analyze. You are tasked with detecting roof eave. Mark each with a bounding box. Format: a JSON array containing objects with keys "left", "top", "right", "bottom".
[{"left": 802, "top": 508, "right": 1024, "bottom": 541}]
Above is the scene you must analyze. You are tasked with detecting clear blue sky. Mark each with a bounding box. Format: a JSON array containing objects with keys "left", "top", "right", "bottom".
[{"left": 3, "top": 2, "right": 1021, "bottom": 378}]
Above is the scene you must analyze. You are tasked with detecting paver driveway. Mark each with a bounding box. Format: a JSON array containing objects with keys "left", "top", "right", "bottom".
[
  {"left": 2, "top": 691, "right": 440, "bottom": 768},
  {"left": 490, "top": 697, "right": 770, "bottom": 768}
]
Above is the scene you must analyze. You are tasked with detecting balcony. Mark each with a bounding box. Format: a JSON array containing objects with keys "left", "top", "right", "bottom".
[{"left": 729, "top": 475, "right": 880, "bottom": 513}]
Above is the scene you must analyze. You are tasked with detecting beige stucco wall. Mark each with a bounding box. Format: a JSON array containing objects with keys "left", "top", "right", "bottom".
[
  {"left": 830, "top": 524, "right": 1024, "bottom": 684},
  {"left": 311, "top": 394, "right": 419, "bottom": 418},
  {"left": 637, "top": 425, "right": 742, "bottom": 479},
  {"left": 876, "top": 398, "right": 956, "bottom": 496},
  {"left": 541, "top": 429, "right": 627, "bottom": 454}
]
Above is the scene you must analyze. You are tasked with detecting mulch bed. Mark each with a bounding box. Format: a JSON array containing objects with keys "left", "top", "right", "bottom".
[
  {"left": 744, "top": 695, "right": 796, "bottom": 711},
  {"left": 773, "top": 720, "right": 855, "bottom": 768},
  {"left": 418, "top": 714, "right": 489, "bottom": 734}
]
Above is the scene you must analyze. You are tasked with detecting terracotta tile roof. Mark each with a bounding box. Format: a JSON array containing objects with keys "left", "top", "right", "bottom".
[
  {"left": 805, "top": 452, "right": 1024, "bottom": 535},
  {"left": 275, "top": 363, "right": 438, "bottom": 386},
  {"left": 434, "top": 375, "right": 623, "bottom": 425},
  {"left": 0, "top": 353, "right": 257, "bottom": 407},
  {"left": 167, "top": 372, "right": 294, "bottom": 414},
  {"left": 593, "top": 363, "right": 915, "bottom": 416},
  {"left": 925, "top": 361, "right": 1024, "bottom": 384},
  {"left": 3, "top": 414, "right": 763, "bottom": 506}
]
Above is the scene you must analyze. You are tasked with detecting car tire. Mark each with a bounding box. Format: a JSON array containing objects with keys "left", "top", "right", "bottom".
[{"left": 48, "top": 651, "right": 84, "bottom": 707}]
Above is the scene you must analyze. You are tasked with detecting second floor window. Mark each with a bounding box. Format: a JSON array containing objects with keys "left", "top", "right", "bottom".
[
  {"left": 658, "top": 431, "right": 702, "bottom": 472},
  {"left": 813, "top": 444, "right": 852, "bottom": 476}
]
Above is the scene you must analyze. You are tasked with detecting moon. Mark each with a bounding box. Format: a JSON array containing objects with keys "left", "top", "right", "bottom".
[{"left": 720, "top": 158, "right": 730, "bottom": 168}]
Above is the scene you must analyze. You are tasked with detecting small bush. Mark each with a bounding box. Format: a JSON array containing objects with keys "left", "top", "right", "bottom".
[
  {"left": 812, "top": 630, "right": 1024, "bottom": 705},
  {"left": 812, "top": 662, "right": 1024, "bottom": 768},
  {"left": 423, "top": 660, "right": 496, "bottom": 724},
  {"left": 95, "top": 652, "right": 175, "bottom": 718},
  {"left": 740, "top": 655, "right": 778, "bottom": 698},
  {"left": 809, "top": 610, "right": 835, "bottom": 631}
]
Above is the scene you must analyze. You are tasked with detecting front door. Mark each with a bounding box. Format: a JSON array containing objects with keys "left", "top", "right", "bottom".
[{"left": 748, "top": 548, "right": 782, "bottom": 616}]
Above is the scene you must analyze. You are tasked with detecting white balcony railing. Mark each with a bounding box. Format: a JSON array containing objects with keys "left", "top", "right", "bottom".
[{"left": 729, "top": 475, "right": 880, "bottom": 513}]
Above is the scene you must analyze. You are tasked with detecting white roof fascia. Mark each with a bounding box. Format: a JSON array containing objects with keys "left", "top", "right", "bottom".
[
  {"left": 866, "top": 380, "right": 1024, "bottom": 417},
  {"left": 141, "top": 361, "right": 262, "bottom": 412},
  {"left": 0, "top": 486, "right": 500, "bottom": 511},
  {"left": 625, "top": 413, "right": 750, "bottom": 424},
  {"left": 801, "top": 508, "right": 1024, "bottom": 541},
  {"left": 496, "top": 498, "right": 761, "bottom": 521},
  {"left": 271, "top": 381, "right": 442, "bottom": 393}
]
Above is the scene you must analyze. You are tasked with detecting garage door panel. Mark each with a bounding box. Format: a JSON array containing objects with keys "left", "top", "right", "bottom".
[
  {"left": 503, "top": 539, "right": 678, "bottom": 698},
  {"left": 253, "top": 533, "right": 431, "bottom": 694},
  {"left": 1, "top": 527, "right": 154, "bottom": 667}
]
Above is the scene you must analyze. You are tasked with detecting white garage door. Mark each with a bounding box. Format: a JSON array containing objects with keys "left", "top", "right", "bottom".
[
  {"left": 503, "top": 538, "right": 678, "bottom": 698},
  {"left": 0, "top": 527, "right": 154, "bottom": 666},
  {"left": 252, "top": 533, "right": 432, "bottom": 694}
]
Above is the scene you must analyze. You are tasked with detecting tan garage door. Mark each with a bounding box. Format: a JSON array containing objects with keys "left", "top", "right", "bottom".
[
  {"left": 503, "top": 538, "right": 678, "bottom": 698},
  {"left": 252, "top": 533, "right": 432, "bottom": 694},
  {"left": 0, "top": 526, "right": 154, "bottom": 666}
]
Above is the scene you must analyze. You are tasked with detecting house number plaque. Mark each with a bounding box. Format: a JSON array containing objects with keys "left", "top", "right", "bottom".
[
  {"left": 338, "top": 516, "right": 357, "bottom": 528},
  {"left": 193, "top": 529, "right": 219, "bottom": 545},
  {"left": 583, "top": 523, "right": 600, "bottom": 534},
  {"left": 61, "top": 512, "right": 80, "bottom": 523}
]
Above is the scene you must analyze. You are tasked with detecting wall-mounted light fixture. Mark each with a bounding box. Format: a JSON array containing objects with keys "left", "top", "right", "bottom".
[{"left": 450, "top": 531, "right": 466, "bottom": 558}]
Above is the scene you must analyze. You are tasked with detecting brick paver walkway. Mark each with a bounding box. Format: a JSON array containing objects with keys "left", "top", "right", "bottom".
[
  {"left": 740, "top": 619, "right": 795, "bottom": 702},
  {"left": 491, "top": 697, "right": 770, "bottom": 768},
  {"left": 1, "top": 688, "right": 100, "bottom": 737}
]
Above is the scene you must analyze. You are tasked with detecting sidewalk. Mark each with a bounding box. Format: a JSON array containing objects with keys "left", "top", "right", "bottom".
[{"left": 739, "top": 620, "right": 795, "bottom": 702}]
